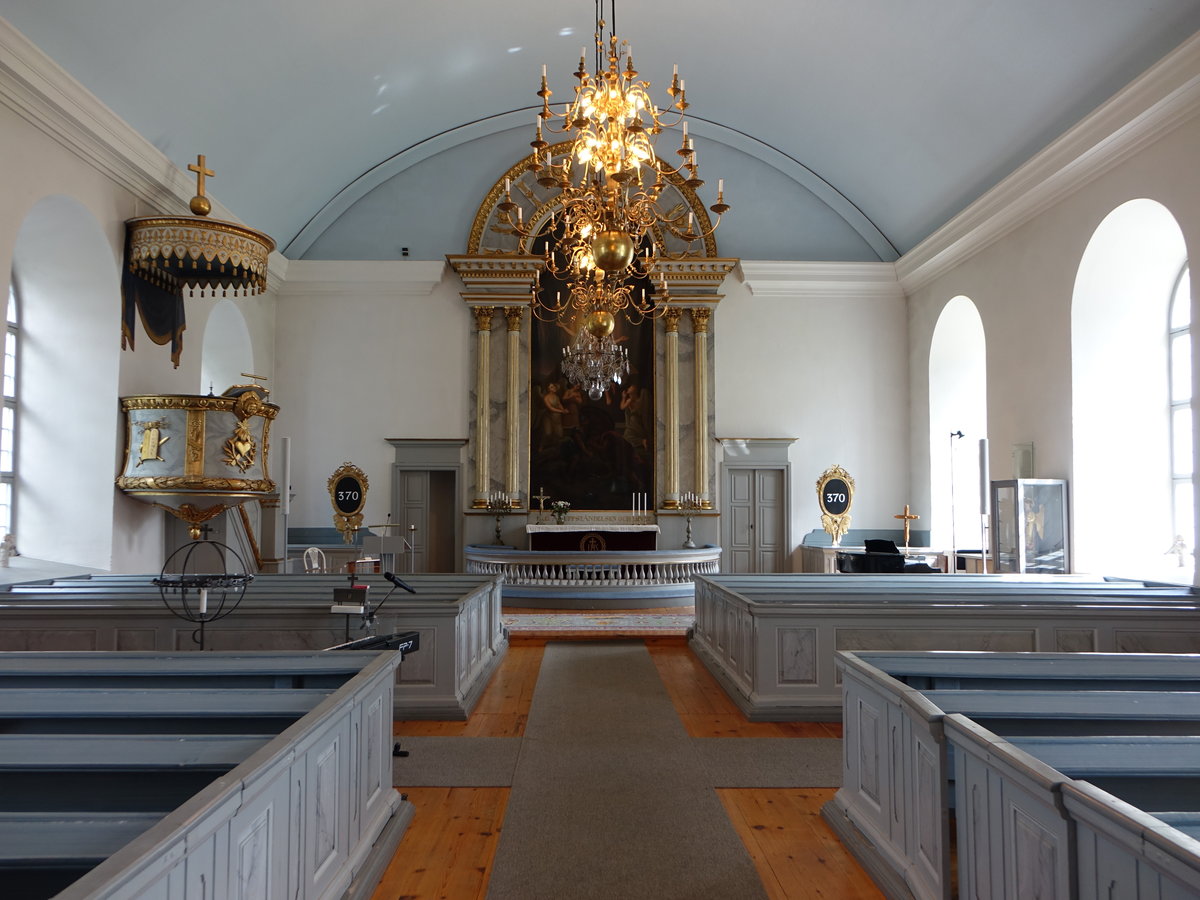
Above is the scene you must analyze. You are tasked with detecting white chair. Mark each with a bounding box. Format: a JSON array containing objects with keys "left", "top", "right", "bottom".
[{"left": 303, "top": 547, "right": 326, "bottom": 574}]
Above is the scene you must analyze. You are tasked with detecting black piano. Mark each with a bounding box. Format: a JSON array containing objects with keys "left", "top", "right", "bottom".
[{"left": 836, "top": 539, "right": 940, "bottom": 574}]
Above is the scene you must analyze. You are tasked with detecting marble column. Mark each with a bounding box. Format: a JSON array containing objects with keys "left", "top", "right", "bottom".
[
  {"left": 472, "top": 306, "right": 494, "bottom": 507},
  {"left": 504, "top": 306, "right": 524, "bottom": 505},
  {"left": 691, "top": 307, "right": 712, "bottom": 506},
  {"left": 663, "top": 307, "right": 682, "bottom": 508}
]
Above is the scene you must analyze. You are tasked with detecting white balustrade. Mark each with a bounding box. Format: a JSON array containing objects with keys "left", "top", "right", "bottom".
[{"left": 465, "top": 544, "right": 721, "bottom": 607}]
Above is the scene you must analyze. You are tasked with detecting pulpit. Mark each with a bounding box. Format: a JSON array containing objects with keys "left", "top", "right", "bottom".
[{"left": 526, "top": 523, "right": 659, "bottom": 551}]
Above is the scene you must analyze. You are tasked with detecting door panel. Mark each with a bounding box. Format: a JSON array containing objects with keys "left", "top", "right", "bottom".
[{"left": 722, "top": 466, "right": 788, "bottom": 573}]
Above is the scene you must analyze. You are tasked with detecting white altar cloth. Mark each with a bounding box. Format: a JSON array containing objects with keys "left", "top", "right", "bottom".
[{"left": 526, "top": 524, "right": 660, "bottom": 533}]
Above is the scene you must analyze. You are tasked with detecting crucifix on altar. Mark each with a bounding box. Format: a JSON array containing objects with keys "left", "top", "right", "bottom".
[
  {"left": 894, "top": 504, "right": 919, "bottom": 552},
  {"left": 532, "top": 486, "right": 550, "bottom": 524}
]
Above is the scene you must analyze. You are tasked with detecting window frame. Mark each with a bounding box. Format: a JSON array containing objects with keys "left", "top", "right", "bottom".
[{"left": 1168, "top": 262, "right": 1192, "bottom": 555}]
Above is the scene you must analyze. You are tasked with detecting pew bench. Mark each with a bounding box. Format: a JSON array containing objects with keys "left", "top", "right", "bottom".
[
  {"left": 690, "top": 574, "right": 1200, "bottom": 722},
  {"left": 0, "top": 649, "right": 411, "bottom": 899},
  {"left": 0, "top": 573, "right": 508, "bottom": 720},
  {"left": 0, "top": 811, "right": 165, "bottom": 872},
  {"left": 946, "top": 714, "right": 1200, "bottom": 899},
  {"left": 827, "top": 650, "right": 1200, "bottom": 900}
]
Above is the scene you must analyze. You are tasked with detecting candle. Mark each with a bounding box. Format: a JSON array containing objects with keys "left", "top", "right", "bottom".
[
  {"left": 718, "top": 178, "right": 724, "bottom": 195},
  {"left": 673, "top": 64, "right": 678, "bottom": 77},
  {"left": 682, "top": 122, "right": 687, "bottom": 140},
  {"left": 542, "top": 64, "right": 547, "bottom": 78},
  {"left": 199, "top": 587, "right": 208, "bottom": 616},
  {"left": 504, "top": 177, "right": 510, "bottom": 194}
]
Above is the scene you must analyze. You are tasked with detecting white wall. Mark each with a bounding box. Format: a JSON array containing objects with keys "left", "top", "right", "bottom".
[
  {"left": 272, "top": 261, "right": 470, "bottom": 531},
  {"left": 905, "top": 112, "right": 1200, "bottom": 578},
  {"left": 717, "top": 266, "right": 910, "bottom": 559},
  {"left": 0, "top": 83, "right": 279, "bottom": 572}
]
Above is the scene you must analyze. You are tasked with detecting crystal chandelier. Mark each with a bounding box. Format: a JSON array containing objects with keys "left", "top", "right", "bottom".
[
  {"left": 560, "top": 309, "right": 630, "bottom": 400},
  {"left": 498, "top": 0, "right": 729, "bottom": 330}
]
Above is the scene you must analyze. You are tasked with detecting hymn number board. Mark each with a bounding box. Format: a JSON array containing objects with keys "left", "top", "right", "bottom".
[
  {"left": 328, "top": 462, "right": 369, "bottom": 543},
  {"left": 816, "top": 465, "right": 855, "bottom": 546}
]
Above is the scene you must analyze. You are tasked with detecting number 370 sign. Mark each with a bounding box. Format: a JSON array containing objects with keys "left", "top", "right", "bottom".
[
  {"left": 816, "top": 464, "right": 855, "bottom": 546},
  {"left": 328, "top": 462, "right": 369, "bottom": 543}
]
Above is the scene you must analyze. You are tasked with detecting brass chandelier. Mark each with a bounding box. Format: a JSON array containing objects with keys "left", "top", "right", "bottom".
[{"left": 498, "top": 0, "right": 729, "bottom": 329}]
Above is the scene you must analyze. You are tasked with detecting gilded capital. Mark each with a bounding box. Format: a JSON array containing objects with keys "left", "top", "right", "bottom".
[
  {"left": 473, "top": 306, "right": 495, "bottom": 332},
  {"left": 504, "top": 306, "right": 524, "bottom": 332},
  {"left": 664, "top": 307, "right": 682, "bottom": 333},
  {"left": 690, "top": 307, "right": 712, "bottom": 333}
]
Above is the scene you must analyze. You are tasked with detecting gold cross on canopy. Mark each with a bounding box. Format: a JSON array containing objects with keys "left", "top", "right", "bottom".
[
  {"left": 188, "top": 154, "right": 214, "bottom": 195},
  {"left": 187, "top": 154, "right": 215, "bottom": 216},
  {"left": 894, "top": 504, "right": 919, "bottom": 549}
]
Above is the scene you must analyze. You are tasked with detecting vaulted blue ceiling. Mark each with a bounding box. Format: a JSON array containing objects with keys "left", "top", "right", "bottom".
[{"left": 5, "top": 0, "right": 1200, "bottom": 261}]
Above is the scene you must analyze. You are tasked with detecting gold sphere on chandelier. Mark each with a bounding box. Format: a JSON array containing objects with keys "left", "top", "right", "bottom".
[
  {"left": 583, "top": 309, "right": 616, "bottom": 338},
  {"left": 590, "top": 230, "right": 636, "bottom": 273}
]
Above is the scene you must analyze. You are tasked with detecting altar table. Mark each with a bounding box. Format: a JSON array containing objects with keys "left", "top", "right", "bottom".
[{"left": 527, "top": 523, "right": 659, "bottom": 551}]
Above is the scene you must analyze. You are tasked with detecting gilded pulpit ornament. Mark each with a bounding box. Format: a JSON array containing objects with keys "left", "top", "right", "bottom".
[
  {"left": 221, "top": 379, "right": 265, "bottom": 472},
  {"left": 816, "top": 465, "right": 855, "bottom": 547},
  {"left": 328, "top": 463, "right": 369, "bottom": 544},
  {"left": 136, "top": 420, "right": 170, "bottom": 466},
  {"left": 223, "top": 420, "right": 257, "bottom": 472},
  {"left": 116, "top": 381, "right": 279, "bottom": 539}
]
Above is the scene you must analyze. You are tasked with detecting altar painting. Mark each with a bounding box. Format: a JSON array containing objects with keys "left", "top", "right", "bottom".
[{"left": 530, "top": 311, "right": 654, "bottom": 510}]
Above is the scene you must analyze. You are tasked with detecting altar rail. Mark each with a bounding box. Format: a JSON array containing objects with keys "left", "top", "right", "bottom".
[
  {"left": 0, "top": 649, "right": 408, "bottom": 900},
  {"left": 0, "top": 573, "right": 506, "bottom": 720},
  {"left": 826, "top": 650, "right": 1200, "bottom": 900},
  {"left": 689, "top": 573, "right": 1200, "bottom": 722},
  {"left": 464, "top": 544, "right": 721, "bottom": 609}
]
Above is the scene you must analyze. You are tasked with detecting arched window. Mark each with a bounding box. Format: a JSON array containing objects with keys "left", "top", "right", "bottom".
[
  {"left": 1, "top": 282, "right": 19, "bottom": 536},
  {"left": 1071, "top": 199, "right": 1188, "bottom": 580},
  {"left": 1169, "top": 263, "right": 1193, "bottom": 560}
]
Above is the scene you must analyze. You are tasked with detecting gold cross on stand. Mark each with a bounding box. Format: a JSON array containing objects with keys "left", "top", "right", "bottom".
[
  {"left": 187, "top": 154, "right": 215, "bottom": 216},
  {"left": 894, "top": 504, "right": 919, "bottom": 552}
]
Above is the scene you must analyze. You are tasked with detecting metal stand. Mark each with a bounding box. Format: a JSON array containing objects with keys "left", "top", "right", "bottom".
[{"left": 154, "top": 540, "right": 253, "bottom": 650}]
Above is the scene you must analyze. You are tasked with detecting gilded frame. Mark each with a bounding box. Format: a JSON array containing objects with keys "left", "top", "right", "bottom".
[
  {"left": 816, "top": 464, "right": 855, "bottom": 547},
  {"left": 328, "top": 462, "right": 369, "bottom": 544}
]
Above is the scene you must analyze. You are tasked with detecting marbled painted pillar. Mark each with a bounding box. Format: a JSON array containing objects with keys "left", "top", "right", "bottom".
[
  {"left": 663, "top": 307, "right": 682, "bottom": 508},
  {"left": 472, "top": 306, "right": 494, "bottom": 507},
  {"left": 504, "top": 306, "right": 524, "bottom": 505},
  {"left": 691, "top": 307, "right": 712, "bottom": 505}
]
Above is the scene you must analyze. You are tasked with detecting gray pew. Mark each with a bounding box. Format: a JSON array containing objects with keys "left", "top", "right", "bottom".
[
  {"left": 690, "top": 576, "right": 1200, "bottom": 722},
  {"left": 947, "top": 715, "right": 1200, "bottom": 900},
  {"left": 0, "top": 573, "right": 507, "bottom": 720},
  {"left": 0, "top": 649, "right": 410, "bottom": 899},
  {"left": 827, "top": 651, "right": 1200, "bottom": 900}
]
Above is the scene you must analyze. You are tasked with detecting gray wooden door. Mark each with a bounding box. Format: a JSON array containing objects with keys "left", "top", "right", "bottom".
[
  {"left": 397, "top": 469, "right": 457, "bottom": 572},
  {"left": 724, "top": 467, "right": 786, "bottom": 572}
]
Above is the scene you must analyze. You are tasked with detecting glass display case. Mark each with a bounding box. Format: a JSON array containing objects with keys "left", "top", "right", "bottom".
[{"left": 990, "top": 478, "right": 1069, "bottom": 574}]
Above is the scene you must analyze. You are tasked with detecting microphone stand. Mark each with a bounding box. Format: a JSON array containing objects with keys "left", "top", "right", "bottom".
[{"left": 364, "top": 572, "right": 417, "bottom": 633}]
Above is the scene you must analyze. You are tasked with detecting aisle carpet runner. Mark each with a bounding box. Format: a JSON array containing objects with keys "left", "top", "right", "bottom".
[
  {"left": 393, "top": 641, "right": 843, "bottom": 897},
  {"left": 485, "top": 641, "right": 768, "bottom": 899}
]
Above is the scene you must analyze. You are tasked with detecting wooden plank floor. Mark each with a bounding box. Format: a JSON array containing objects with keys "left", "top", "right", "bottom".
[{"left": 372, "top": 632, "right": 879, "bottom": 900}]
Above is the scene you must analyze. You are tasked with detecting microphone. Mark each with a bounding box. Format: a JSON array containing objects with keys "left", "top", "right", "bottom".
[{"left": 383, "top": 571, "right": 417, "bottom": 594}]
